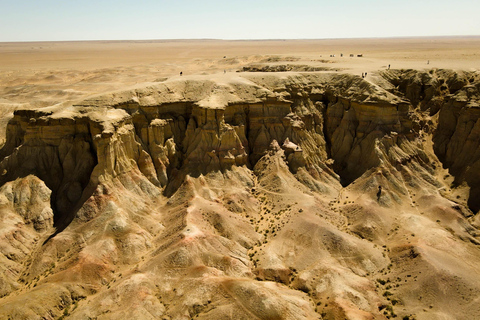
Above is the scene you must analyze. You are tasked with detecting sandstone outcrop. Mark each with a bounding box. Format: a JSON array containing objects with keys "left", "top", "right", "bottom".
[
  {"left": 241, "top": 64, "right": 333, "bottom": 72},
  {"left": 433, "top": 79, "right": 480, "bottom": 211},
  {"left": 0, "top": 175, "right": 53, "bottom": 297},
  {"left": 380, "top": 69, "right": 480, "bottom": 212},
  {"left": 0, "top": 71, "right": 480, "bottom": 319}
]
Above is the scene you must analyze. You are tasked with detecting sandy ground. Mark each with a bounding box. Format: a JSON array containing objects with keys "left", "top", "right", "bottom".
[{"left": 1, "top": 37, "right": 480, "bottom": 72}]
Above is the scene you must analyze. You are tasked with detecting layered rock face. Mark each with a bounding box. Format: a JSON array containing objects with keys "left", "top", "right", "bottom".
[
  {"left": 0, "top": 176, "right": 53, "bottom": 297},
  {"left": 0, "top": 71, "right": 480, "bottom": 320},
  {"left": 380, "top": 69, "right": 480, "bottom": 211},
  {"left": 433, "top": 81, "right": 480, "bottom": 211}
]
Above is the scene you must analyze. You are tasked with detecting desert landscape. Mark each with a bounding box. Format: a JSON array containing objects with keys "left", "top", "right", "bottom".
[{"left": 0, "top": 37, "right": 480, "bottom": 319}]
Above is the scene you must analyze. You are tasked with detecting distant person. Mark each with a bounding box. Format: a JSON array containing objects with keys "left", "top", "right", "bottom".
[
  {"left": 388, "top": 64, "right": 390, "bottom": 69},
  {"left": 377, "top": 185, "right": 382, "bottom": 201},
  {"left": 224, "top": 69, "right": 226, "bottom": 74},
  {"left": 365, "top": 72, "right": 367, "bottom": 77},
  {"left": 362, "top": 73, "right": 364, "bottom": 78},
  {"left": 180, "top": 71, "right": 183, "bottom": 76},
  {"left": 427, "top": 60, "right": 430, "bottom": 64}
]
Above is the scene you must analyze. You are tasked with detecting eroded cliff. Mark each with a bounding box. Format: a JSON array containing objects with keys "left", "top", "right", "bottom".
[{"left": 0, "top": 71, "right": 480, "bottom": 320}]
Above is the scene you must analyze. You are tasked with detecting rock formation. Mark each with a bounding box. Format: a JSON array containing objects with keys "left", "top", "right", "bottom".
[{"left": 0, "top": 71, "right": 480, "bottom": 319}]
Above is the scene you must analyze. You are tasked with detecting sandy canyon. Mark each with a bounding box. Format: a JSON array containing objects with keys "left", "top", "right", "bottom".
[{"left": 0, "top": 37, "right": 480, "bottom": 319}]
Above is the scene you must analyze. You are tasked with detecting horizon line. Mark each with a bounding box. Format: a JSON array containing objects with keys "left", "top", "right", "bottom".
[{"left": 1, "top": 34, "right": 480, "bottom": 44}]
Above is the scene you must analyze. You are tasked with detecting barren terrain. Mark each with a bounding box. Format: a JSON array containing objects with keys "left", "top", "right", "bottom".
[{"left": 0, "top": 37, "right": 480, "bottom": 319}]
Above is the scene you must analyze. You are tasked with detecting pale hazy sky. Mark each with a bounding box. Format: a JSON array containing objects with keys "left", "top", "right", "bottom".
[{"left": 1, "top": 0, "right": 479, "bottom": 42}]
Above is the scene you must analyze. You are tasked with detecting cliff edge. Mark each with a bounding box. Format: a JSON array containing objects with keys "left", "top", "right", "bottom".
[{"left": 0, "top": 71, "right": 480, "bottom": 320}]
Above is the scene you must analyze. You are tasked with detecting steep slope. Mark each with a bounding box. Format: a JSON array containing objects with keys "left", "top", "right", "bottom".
[{"left": 0, "top": 71, "right": 479, "bottom": 319}]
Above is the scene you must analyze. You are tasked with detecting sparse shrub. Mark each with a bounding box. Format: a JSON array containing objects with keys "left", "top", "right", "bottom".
[{"left": 383, "top": 291, "right": 393, "bottom": 297}]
